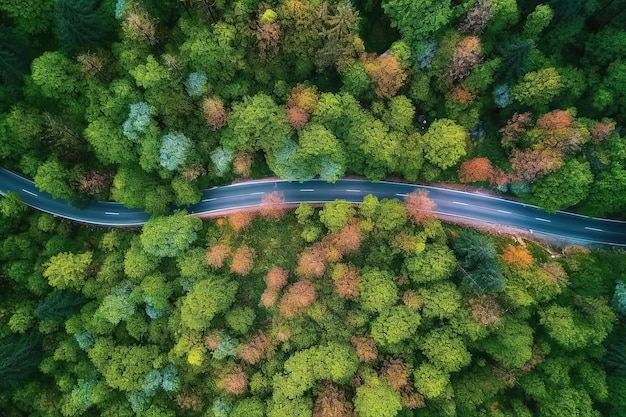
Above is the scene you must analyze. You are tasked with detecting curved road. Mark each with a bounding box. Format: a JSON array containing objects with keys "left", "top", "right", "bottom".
[{"left": 2, "top": 167, "right": 626, "bottom": 246}]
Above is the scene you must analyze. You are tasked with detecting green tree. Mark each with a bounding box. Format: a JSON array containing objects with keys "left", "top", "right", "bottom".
[
  {"left": 477, "top": 317, "right": 534, "bottom": 368},
  {"left": 419, "top": 327, "right": 471, "bottom": 373},
  {"left": 0, "top": 27, "right": 32, "bottom": 85},
  {"left": 140, "top": 211, "right": 202, "bottom": 258},
  {"left": 222, "top": 94, "right": 291, "bottom": 157},
  {"left": 418, "top": 281, "right": 462, "bottom": 320},
  {"left": 0, "top": 332, "right": 43, "bottom": 390},
  {"left": 421, "top": 119, "right": 468, "bottom": 170},
  {"left": 371, "top": 305, "right": 421, "bottom": 346},
  {"left": 319, "top": 200, "right": 356, "bottom": 233},
  {"left": 525, "top": 158, "right": 594, "bottom": 212},
  {"left": 513, "top": 67, "right": 563, "bottom": 109},
  {"left": 523, "top": 4, "right": 553, "bottom": 39},
  {"left": 44, "top": 251, "right": 93, "bottom": 291},
  {"left": 382, "top": 0, "right": 452, "bottom": 49},
  {"left": 0, "top": 191, "right": 27, "bottom": 218},
  {"left": 30, "top": 51, "right": 82, "bottom": 100},
  {"left": 454, "top": 229, "right": 505, "bottom": 293},
  {"left": 358, "top": 267, "right": 399, "bottom": 314},
  {"left": 181, "top": 277, "right": 239, "bottom": 331},
  {"left": 405, "top": 244, "right": 457, "bottom": 284},
  {"left": 55, "top": 0, "right": 109, "bottom": 51},
  {"left": 414, "top": 362, "right": 450, "bottom": 399},
  {"left": 34, "top": 290, "right": 87, "bottom": 321},
  {"left": 354, "top": 372, "right": 402, "bottom": 417}
]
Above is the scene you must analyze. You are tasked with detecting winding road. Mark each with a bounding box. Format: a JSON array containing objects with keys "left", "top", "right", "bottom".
[{"left": 2, "top": 167, "right": 626, "bottom": 246}]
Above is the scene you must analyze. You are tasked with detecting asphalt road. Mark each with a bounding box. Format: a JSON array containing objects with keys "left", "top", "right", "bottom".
[{"left": 2, "top": 167, "right": 626, "bottom": 246}]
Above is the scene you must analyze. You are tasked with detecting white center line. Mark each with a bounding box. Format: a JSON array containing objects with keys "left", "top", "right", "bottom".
[
  {"left": 22, "top": 189, "right": 38, "bottom": 197},
  {"left": 535, "top": 217, "right": 551, "bottom": 222},
  {"left": 453, "top": 201, "right": 469, "bottom": 206},
  {"left": 395, "top": 193, "right": 408, "bottom": 197},
  {"left": 250, "top": 192, "right": 264, "bottom": 195},
  {"left": 346, "top": 189, "right": 361, "bottom": 192},
  {"left": 299, "top": 189, "right": 315, "bottom": 192},
  {"left": 202, "top": 198, "right": 216, "bottom": 202},
  {"left": 584, "top": 227, "right": 603, "bottom": 232},
  {"left": 105, "top": 212, "right": 119, "bottom": 215},
  {"left": 497, "top": 210, "right": 512, "bottom": 214}
]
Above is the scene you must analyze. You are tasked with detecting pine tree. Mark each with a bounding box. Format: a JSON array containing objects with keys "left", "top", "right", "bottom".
[
  {"left": 495, "top": 38, "right": 532, "bottom": 82},
  {"left": 56, "top": 0, "right": 109, "bottom": 51},
  {"left": 0, "top": 332, "right": 44, "bottom": 389}
]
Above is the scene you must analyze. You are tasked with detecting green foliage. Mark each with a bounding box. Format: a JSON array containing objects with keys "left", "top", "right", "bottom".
[
  {"left": 371, "top": 305, "right": 421, "bottom": 346},
  {"left": 358, "top": 267, "right": 399, "bottom": 314},
  {"left": 524, "top": 158, "right": 594, "bottom": 212},
  {"left": 318, "top": 199, "right": 355, "bottom": 233},
  {"left": 159, "top": 132, "right": 192, "bottom": 171},
  {"left": 181, "top": 277, "right": 238, "bottom": 331},
  {"left": 34, "top": 290, "right": 87, "bottom": 321},
  {"left": 421, "top": 119, "right": 468, "bottom": 170},
  {"left": 382, "top": 0, "right": 452, "bottom": 49},
  {"left": 419, "top": 327, "right": 471, "bottom": 373},
  {"left": 140, "top": 212, "right": 201, "bottom": 257},
  {"left": 513, "top": 67, "right": 563, "bottom": 109},
  {"left": 405, "top": 244, "right": 457, "bottom": 284},
  {"left": 354, "top": 372, "right": 402, "bottom": 417},
  {"left": 453, "top": 229, "right": 505, "bottom": 293},
  {"left": 0, "top": 332, "right": 43, "bottom": 390},
  {"left": 55, "top": 0, "right": 108, "bottom": 51},
  {"left": 43, "top": 251, "right": 93, "bottom": 291}
]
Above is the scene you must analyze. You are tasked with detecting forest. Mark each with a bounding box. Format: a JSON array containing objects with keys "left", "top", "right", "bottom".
[{"left": 1, "top": 0, "right": 626, "bottom": 416}]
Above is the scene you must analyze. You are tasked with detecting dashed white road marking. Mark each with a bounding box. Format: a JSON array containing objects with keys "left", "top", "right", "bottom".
[
  {"left": 105, "top": 212, "right": 119, "bottom": 215},
  {"left": 395, "top": 193, "right": 408, "bottom": 197},
  {"left": 299, "top": 189, "right": 315, "bottom": 192},
  {"left": 346, "top": 189, "right": 361, "bottom": 192},
  {"left": 452, "top": 201, "right": 469, "bottom": 206},
  {"left": 584, "top": 227, "right": 603, "bottom": 232},
  {"left": 202, "top": 198, "right": 216, "bottom": 202},
  {"left": 22, "top": 189, "right": 38, "bottom": 197},
  {"left": 535, "top": 217, "right": 551, "bottom": 222},
  {"left": 497, "top": 210, "right": 512, "bottom": 214},
  {"left": 250, "top": 192, "right": 264, "bottom": 195}
]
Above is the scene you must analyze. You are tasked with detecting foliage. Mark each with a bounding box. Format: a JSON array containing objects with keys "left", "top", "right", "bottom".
[
  {"left": 159, "top": 132, "right": 192, "bottom": 171},
  {"left": 140, "top": 211, "right": 202, "bottom": 257}
]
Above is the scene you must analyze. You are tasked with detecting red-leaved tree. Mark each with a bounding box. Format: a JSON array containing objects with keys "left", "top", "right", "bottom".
[
  {"left": 202, "top": 97, "right": 228, "bottom": 131},
  {"left": 500, "top": 112, "right": 533, "bottom": 149},
  {"left": 227, "top": 211, "right": 255, "bottom": 232},
  {"left": 205, "top": 244, "right": 230, "bottom": 268},
  {"left": 230, "top": 243, "right": 255, "bottom": 276},
  {"left": 218, "top": 366, "right": 248, "bottom": 395},
  {"left": 278, "top": 279, "right": 317, "bottom": 318},
  {"left": 296, "top": 244, "right": 328, "bottom": 278},
  {"left": 313, "top": 383, "right": 354, "bottom": 417},
  {"left": 259, "top": 191, "right": 288, "bottom": 220},
  {"left": 404, "top": 190, "right": 437, "bottom": 225},
  {"left": 362, "top": 53, "right": 407, "bottom": 99},
  {"left": 458, "top": 157, "right": 494, "bottom": 183},
  {"left": 510, "top": 148, "right": 563, "bottom": 181},
  {"left": 239, "top": 331, "right": 275, "bottom": 364}
]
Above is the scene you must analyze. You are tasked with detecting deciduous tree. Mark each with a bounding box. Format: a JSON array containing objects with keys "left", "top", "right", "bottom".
[
  {"left": 202, "top": 97, "right": 228, "bottom": 131},
  {"left": 362, "top": 53, "right": 407, "bottom": 99},
  {"left": 500, "top": 244, "right": 533, "bottom": 269},
  {"left": 450, "top": 36, "right": 483, "bottom": 83},
  {"left": 421, "top": 119, "right": 468, "bottom": 170},
  {"left": 458, "top": 157, "right": 494, "bottom": 183},
  {"left": 354, "top": 372, "right": 402, "bottom": 417},
  {"left": 230, "top": 243, "right": 255, "bottom": 276},
  {"left": 404, "top": 189, "right": 437, "bottom": 225},
  {"left": 278, "top": 279, "right": 317, "bottom": 318},
  {"left": 44, "top": 252, "right": 93, "bottom": 291},
  {"left": 141, "top": 211, "right": 202, "bottom": 257},
  {"left": 181, "top": 277, "right": 238, "bottom": 331},
  {"left": 259, "top": 191, "right": 287, "bottom": 220}
]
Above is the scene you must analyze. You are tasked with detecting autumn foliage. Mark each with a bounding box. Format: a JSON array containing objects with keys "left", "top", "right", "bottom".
[
  {"left": 296, "top": 244, "right": 328, "bottom": 278},
  {"left": 233, "top": 151, "right": 253, "bottom": 178},
  {"left": 510, "top": 148, "right": 563, "bottom": 181},
  {"left": 175, "top": 390, "right": 203, "bottom": 411},
  {"left": 467, "top": 295, "right": 504, "bottom": 326},
  {"left": 362, "top": 53, "right": 407, "bottom": 99},
  {"left": 458, "top": 0, "right": 494, "bottom": 35},
  {"left": 332, "top": 264, "right": 360, "bottom": 300},
  {"left": 404, "top": 190, "right": 437, "bottom": 225},
  {"left": 259, "top": 191, "right": 288, "bottom": 220},
  {"left": 450, "top": 36, "right": 482, "bottom": 83},
  {"left": 217, "top": 366, "right": 248, "bottom": 395},
  {"left": 536, "top": 110, "right": 573, "bottom": 130},
  {"left": 227, "top": 210, "right": 255, "bottom": 232},
  {"left": 260, "top": 266, "right": 289, "bottom": 308},
  {"left": 500, "top": 244, "right": 533, "bottom": 269},
  {"left": 313, "top": 383, "right": 354, "bottom": 417},
  {"left": 287, "top": 106, "right": 310, "bottom": 129},
  {"left": 205, "top": 244, "right": 230, "bottom": 268},
  {"left": 350, "top": 336, "right": 378, "bottom": 362},
  {"left": 500, "top": 112, "right": 533, "bottom": 149},
  {"left": 256, "top": 10, "right": 283, "bottom": 60},
  {"left": 278, "top": 279, "right": 318, "bottom": 318},
  {"left": 239, "top": 331, "right": 275, "bottom": 365},
  {"left": 590, "top": 121, "right": 616, "bottom": 143},
  {"left": 458, "top": 157, "right": 494, "bottom": 183},
  {"left": 334, "top": 223, "right": 362, "bottom": 254},
  {"left": 382, "top": 357, "right": 411, "bottom": 391},
  {"left": 451, "top": 85, "right": 477, "bottom": 105},
  {"left": 202, "top": 97, "right": 229, "bottom": 131},
  {"left": 230, "top": 243, "right": 255, "bottom": 276}
]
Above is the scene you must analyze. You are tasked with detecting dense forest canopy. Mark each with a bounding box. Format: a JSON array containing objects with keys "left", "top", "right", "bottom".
[{"left": 1, "top": 0, "right": 626, "bottom": 416}]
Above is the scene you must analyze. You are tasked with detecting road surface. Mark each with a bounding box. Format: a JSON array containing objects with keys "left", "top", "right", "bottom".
[{"left": 2, "top": 168, "right": 626, "bottom": 246}]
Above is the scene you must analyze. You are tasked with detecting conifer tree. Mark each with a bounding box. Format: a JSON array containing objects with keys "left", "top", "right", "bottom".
[{"left": 56, "top": 0, "right": 109, "bottom": 51}]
